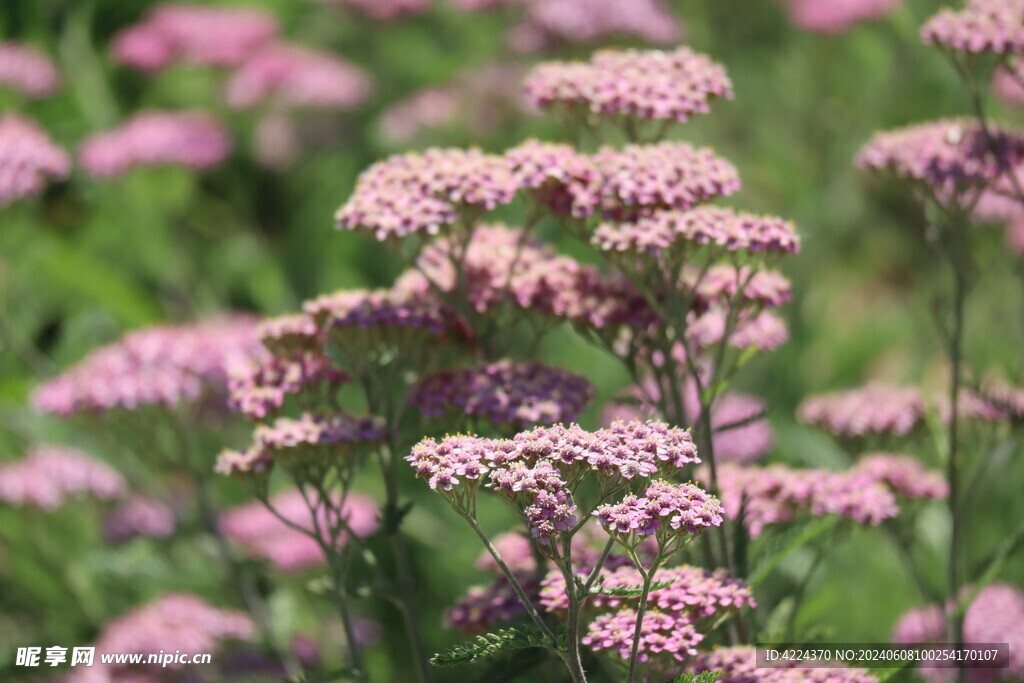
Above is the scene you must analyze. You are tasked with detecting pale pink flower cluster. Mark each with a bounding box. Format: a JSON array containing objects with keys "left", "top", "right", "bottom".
[
  {"left": 506, "top": 140, "right": 601, "bottom": 218},
  {"left": 229, "top": 350, "right": 347, "bottom": 420},
  {"left": 0, "top": 113, "right": 70, "bottom": 206},
  {"left": 508, "top": 0, "right": 682, "bottom": 53},
  {"left": 0, "top": 41, "right": 59, "bottom": 97},
  {"left": 315, "top": 0, "right": 430, "bottom": 20},
  {"left": 596, "top": 480, "right": 723, "bottom": 545},
  {"left": 797, "top": 382, "right": 926, "bottom": 438},
  {"left": 783, "top": 0, "right": 902, "bottom": 35},
  {"left": 68, "top": 593, "right": 255, "bottom": 683},
  {"left": 690, "top": 646, "right": 878, "bottom": 682},
  {"left": 409, "top": 360, "right": 593, "bottom": 428},
  {"left": 112, "top": 3, "right": 278, "bottom": 71},
  {"left": 921, "top": 0, "right": 1024, "bottom": 54},
  {"left": 220, "top": 488, "right": 379, "bottom": 572},
  {"left": 103, "top": 496, "right": 176, "bottom": 545},
  {"left": 583, "top": 608, "right": 703, "bottom": 671},
  {"left": 78, "top": 110, "right": 231, "bottom": 178},
  {"left": 0, "top": 445, "right": 126, "bottom": 511},
  {"left": 226, "top": 43, "right": 371, "bottom": 110},
  {"left": 856, "top": 119, "right": 1024, "bottom": 199},
  {"left": 32, "top": 315, "right": 263, "bottom": 416},
  {"left": 524, "top": 48, "right": 733, "bottom": 124},
  {"left": 850, "top": 454, "right": 949, "bottom": 499}
]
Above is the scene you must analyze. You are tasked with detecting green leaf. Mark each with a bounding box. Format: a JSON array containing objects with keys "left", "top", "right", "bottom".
[
  {"left": 429, "top": 626, "right": 553, "bottom": 667},
  {"left": 672, "top": 670, "right": 722, "bottom": 683},
  {"left": 293, "top": 666, "right": 363, "bottom": 682},
  {"left": 748, "top": 516, "right": 839, "bottom": 587}
]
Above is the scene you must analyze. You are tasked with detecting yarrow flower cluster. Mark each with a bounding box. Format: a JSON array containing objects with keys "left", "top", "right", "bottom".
[
  {"left": 798, "top": 382, "right": 927, "bottom": 438},
  {"left": 0, "top": 445, "right": 126, "bottom": 511},
  {"left": 0, "top": 113, "right": 70, "bottom": 207},
  {"left": 32, "top": 315, "right": 263, "bottom": 416},
  {"left": 0, "top": 41, "right": 59, "bottom": 97},
  {"left": 409, "top": 360, "right": 594, "bottom": 428},
  {"left": 335, "top": 147, "right": 518, "bottom": 240},
  {"left": 78, "top": 110, "right": 231, "bottom": 178},
  {"left": 111, "top": 2, "right": 279, "bottom": 71},
  {"left": 782, "top": 0, "right": 902, "bottom": 35},
  {"left": 921, "top": 0, "right": 1024, "bottom": 55},
  {"left": 226, "top": 43, "right": 372, "bottom": 111},
  {"left": 229, "top": 349, "right": 347, "bottom": 420},
  {"left": 507, "top": 0, "right": 682, "bottom": 53},
  {"left": 524, "top": 48, "right": 733, "bottom": 125},
  {"left": 220, "top": 488, "right": 379, "bottom": 572},
  {"left": 595, "top": 480, "right": 722, "bottom": 550},
  {"left": 506, "top": 140, "right": 602, "bottom": 218},
  {"left": 856, "top": 119, "right": 1024, "bottom": 201},
  {"left": 103, "top": 495, "right": 176, "bottom": 545}
]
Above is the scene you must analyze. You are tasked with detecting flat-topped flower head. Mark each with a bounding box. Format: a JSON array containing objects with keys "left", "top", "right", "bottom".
[
  {"left": 0, "top": 42, "right": 59, "bottom": 97},
  {"left": 445, "top": 576, "right": 540, "bottom": 634},
  {"left": 595, "top": 206, "right": 800, "bottom": 262},
  {"left": 921, "top": 0, "right": 1024, "bottom": 55},
  {"left": 220, "top": 488, "right": 378, "bottom": 572},
  {"left": 226, "top": 43, "right": 372, "bottom": 110},
  {"left": 692, "top": 265, "right": 794, "bottom": 310},
  {"left": 784, "top": 0, "right": 902, "bottom": 35},
  {"left": 410, "top": 360, "right": 594, "bottom": 428},
  {"left": 684, "top": 308, "right": 790, "bottom": 353},
  {"left": 583, "top": 608, "right": 703, "bottom": 671},
  {"left": 335, "top": 148, "right": 517, "bottom": 240},
  {"left": 0, "top": 113, "right": 70, "bottom": 206},
  {"left": 228, "top": 351, "right": 347, "bottom": 420},
  {"left": 0, "top": 445, "right": 126, "bottom": 511},
  {"left": 79, "top": 110, "right": 231, "bottom": 178},
  {"left": 33, "top": 315, "right": 263, "bottom": 416},
  {"left": 851, "top": 454, "right": 949, "bottom": 499},
  {"left": 103, "top": 496, "right": 176, "bottom": 545},
  {"left": 856, "top": 119, "right": 1024, "bottom": 201},
  {"left": 596, "top": 480, "right": 722, "bottom": 552},
  {"left": 256, "top": 312, "right": 321, "bottom": 355},
  {"left": 508, "top": 0, "right": 682, "bottom": 52},
  {"left": 111, "top": 3, "right": 278, "bottom": 71},
  {"left": 524, "top": 47, "right": 732, "bottom": 124},
  {"left": 506, "top": 140, "right": 602, "bottom": 217},
  {"left": 406, "top": 433, "right": 493, "bottom": 495},
  {"left": 593, "top": 143, "right": 741, "bottom": 220},
  {"left": 798, "top": 382, "right": 926, "bottom": 438}
]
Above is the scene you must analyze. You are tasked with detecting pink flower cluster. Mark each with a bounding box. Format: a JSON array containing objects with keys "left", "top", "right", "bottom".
[
  {"left": 226, "top": 43, "right": 371, "bottom": 110},
  {"left": 229, "top": 350, "right": 347, "bottom": 420},
  {"left": 103, "top": 496, "right": 176, "bottom": 545},
  {"left": 408, "top": 421, "right": 700, "bottom": 537},
  {"left": 216, "top": 412, "right": 386, "bottom": 477},
  {"left": 506, "top": 140, "right": 602, "bottom": 218},
  {"left": 68, "top": 593, "right": 254, "bottom": 683},
  {"left": 893, "top": 583, "right": 1024, "bottom": 682},
  {"left": 0, "top": 445, "right": 126, "bottom": 511},
  {"left": 690, "top": 646, "right": 878, "bottom": 682},
  {"left": 712, "top": 462, "right": 906, "bottom": 538},
  {"left": 0, "top": 113, "right": 70, "bottom": 206},
  {"left": 112, "top": 3, "right": 279, "bottom": 71},
  {"left": 524, "top": 47, "right": 732, "bottom": 123},
  {"left": 78, "top": 110, "right": 231, "bottom": 178},
  {"left": 508, "top": 0, "right": 682, "bottom": 53},
  {"left": 316, "top": 0, "right": 430, "bottom": 20},
  {"left": 409, "top": 360, "right": 593, "bottom": 428},
  {"left": 783, "top": 0, "right": 902, "bottom": 35},
  {"left": 850, "top": 453, "right": 949, "bottom": 499},
  {"left": 220, "top": 488, "right": 379, "bottom": 572},
  {"left": 856, "top": 119, "right": 1024, "bottom": 199},
  {"left": 0, "top": 41, "right": 59, "bottom": 97},
  {"left": 921, "top": 0, "right": 1024, "bottom": 54},
  {"left": 798, "top": 382, "right": 926, "bottom": 438},
  {"left": 444, "top": 576, "right": 542, "bottom": 634},
  {"left": 583, "top": 608, "right": 703, "bottom": 669},
  {"left": 596, "top": 480, "right": 723, "bottom": 547},
  {"left": 594, "top": 206, "right": 800, "bottom": 258},
  {"left": 335, "top": 148, "right": 517, "bottom": 239},
  {"left": 305, "top": 287, "right": 459, "bottom": 341},
  {"left": 32, "top": 315, "right": 263, "bottom": 416}
]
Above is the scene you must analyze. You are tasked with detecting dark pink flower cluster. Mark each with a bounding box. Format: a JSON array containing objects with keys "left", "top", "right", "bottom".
[
  {"left": 797, "top": 382, "right": 926, "bottom": 438},
  {"left": 583, "top": 608, "right": 703, "bottom": 669},
  {"left": 506, "top": 140, "right": 602, "bottom": 218},
  {"left": 690, "top": 646, "right": 878, "bottom": 682},
  {"left": 68, "top": 593, "right": 254, "bottom": 683},
  {"left": 216, "top": 412, "right": 386, "bottom": 477},
  {"left": 226, "top": 43, "right": 372, "bottom": 110},
  {"left": 78, "top": 110, "right": 231, "bottom": 178},
  {"left": 0, "top": 113, "right": 70, "bottom": 207},
  {"left": 103, "top": 496, "right": 176, "bottom": 545},
  {"left": 305, "top": 287, "right": 457, "bottom": 339},
  {"left": 32, "top": 315, "right": 263, "bottom": 416},
  {"left": 444, "top": 576, "right": 542, "bottom": 634},
  {"left": 410, "top": 360, "right": 593, "bottom": 428},
  {"left": 220, "top": 488, "right": 378, "bottom": 572},
  {"left": 524, "top": 48, "right": 732, "bottom": 124},
  {"left": 850, "top": 454, "right": 949, "bottom": 499},
  {"left": 0, "top": 41, "right": 59, "bottom": 97},
  {"left": 596, "top": 480, "right": 722, "bottom": 549},
  {"left": 111, "top": 3, "right": 278, "bottom": 71},
  {"left": 229, "top": 350, "right": 347, "bottom": 420},
  {"left": 783, "top": 0, "right": 901, "bottom": 35},
  {"left": 893, "top": 583, "right": 1024, "bottom": 682},
  {"left": 604, "top": 376, "right": 774, "bottom": 464},
  {"left": 712, "top": 462, "right": 903, "bottom": 538},
  {"left": 594, "top": 206, "right": 800, "bottom": 258},
  {"left": 511, "top": 0, "right": 681, "bottom": 52},
  {"left": 0, "top": 445, "right": 126, "bottom": 511},
  {"left": 921, "top": 0, "right": 1024, "bottom": 55},
  {"left": 316, "top": 0, "right": 430, "bottom": 20},
  {"left": 335, "top": 148, "right": 517, "bottom": 239},
  {"left": 856, "top": 119, "right": 1024, "bottom": 198}
]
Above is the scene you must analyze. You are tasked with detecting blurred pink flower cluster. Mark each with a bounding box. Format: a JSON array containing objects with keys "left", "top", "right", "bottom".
[
  {"left": 0, "top": 445, "right": 125, "bottom": 510},
  {"left": 781, "top": 0, "right": 902, "bottom": 35},
  {"left": 32, "top": 315, "right": 264, "bottom": 416},
  {"left": 692, "top": 645, "right": 877, "bottom": 682},
  {"left": 0, "top": 113, "right": 70, "bottom": 206},
  {"left": 78, "top": 110, "right": 231, "bottom": 178},
  {"left": 0, "top": 41, "right": 59, "bottom": 97},
  {"left": 922, "top": 0, "right": 1024, "bottom": 55}
]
